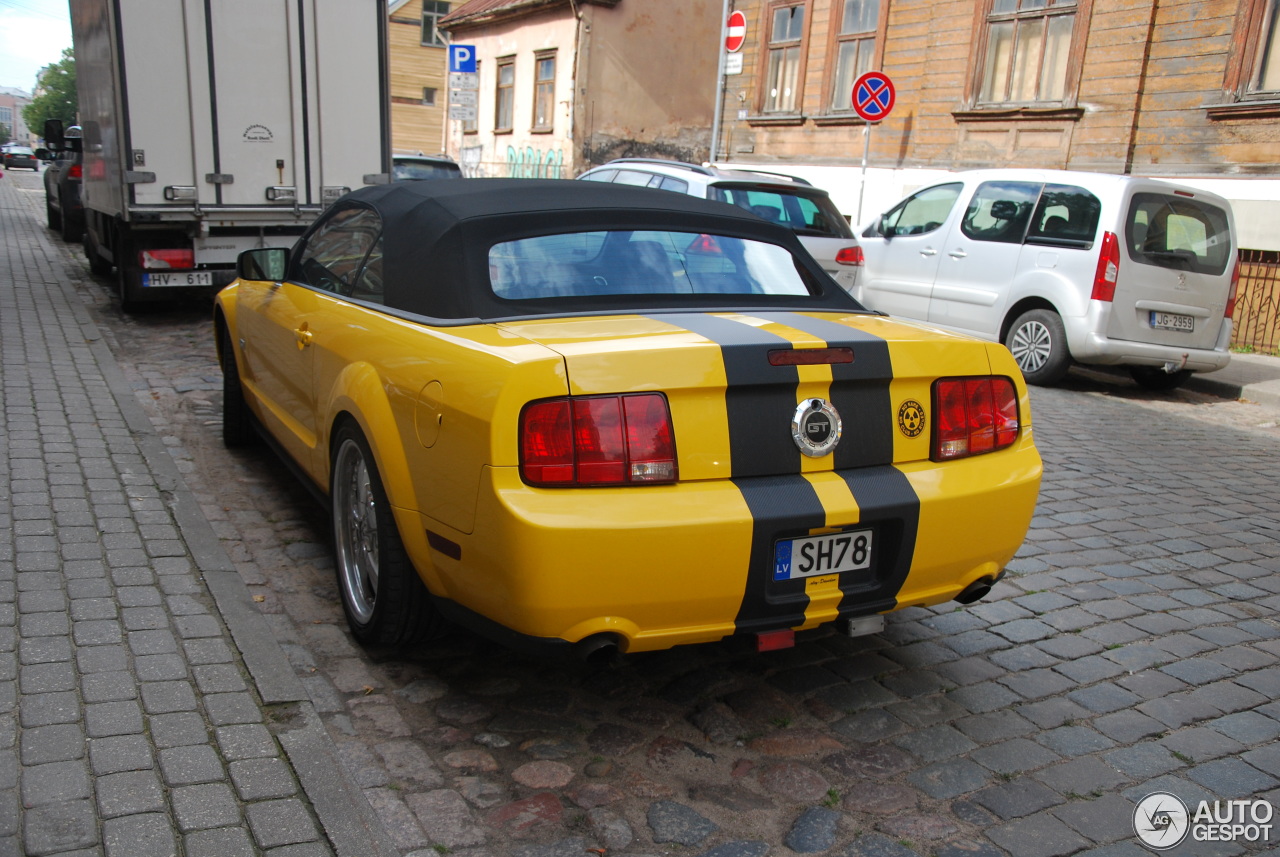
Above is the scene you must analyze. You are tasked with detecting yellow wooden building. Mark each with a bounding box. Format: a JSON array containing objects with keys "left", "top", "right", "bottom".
[{"left": 388, "top": 0, "right": 451, "bottom": 156}]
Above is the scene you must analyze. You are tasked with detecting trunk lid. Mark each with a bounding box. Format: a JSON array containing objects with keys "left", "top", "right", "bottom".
[{"left": 497, "top": 311, "right": 996, "bottom": 481}]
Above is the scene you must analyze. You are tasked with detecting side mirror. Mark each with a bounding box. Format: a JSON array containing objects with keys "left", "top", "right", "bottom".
[
  {"left": 879, "top": 215, "right": 895, "bottom": 239},
  {"left": 237, "top": 248, "right": 289, "bottom": 281},
  {"left": 34, "top": 148, "right": 51, "bottom": 161},
  {"left": 43, "top": 118, "right": 65, "bottom": 151}
]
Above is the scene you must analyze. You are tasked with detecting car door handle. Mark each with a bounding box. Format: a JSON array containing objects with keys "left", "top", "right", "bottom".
[
  {"left": 919, "top": 247, "right": 938, "bottom": 257},
  {"left": 295, "top": 324, "right": 313, "bottom": 350},
  {"left": 948, "top": 249, "right": 968, "bottom": 259}
]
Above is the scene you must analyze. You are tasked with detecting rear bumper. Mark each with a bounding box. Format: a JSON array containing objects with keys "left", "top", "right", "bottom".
[
  {"left": 411, "top": 437, "right": 1042, "bottom": 653},
  {"left": 1065, "top": 316, "right": 1232, "bottom": 373}
]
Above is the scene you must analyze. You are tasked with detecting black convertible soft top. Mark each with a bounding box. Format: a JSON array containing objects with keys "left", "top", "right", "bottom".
[{"left": 320, "top": 178, "right": 863, "bottom": 321}]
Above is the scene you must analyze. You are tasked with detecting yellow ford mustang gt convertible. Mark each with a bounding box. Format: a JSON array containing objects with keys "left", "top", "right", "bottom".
[{"left": 214, "top": 178, "right": 1041, "bottom": 658}]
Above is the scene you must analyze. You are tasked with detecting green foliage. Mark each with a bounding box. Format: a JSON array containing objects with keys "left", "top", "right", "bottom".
[
  {"left": 22, "top": 48, "right": 78, "bottom": 141},
  {"left": 0, "top": 123, "right": 10, "bottom": 145}
]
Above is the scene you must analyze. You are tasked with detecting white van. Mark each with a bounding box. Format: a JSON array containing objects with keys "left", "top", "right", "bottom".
[{"left": 855, "top": 170, "right": 1238, "bottom": 388}]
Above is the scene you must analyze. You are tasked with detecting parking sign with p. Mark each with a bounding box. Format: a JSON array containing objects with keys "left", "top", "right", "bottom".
[{"left": 448, "top": 44, "right": 476, "bottom": 74}]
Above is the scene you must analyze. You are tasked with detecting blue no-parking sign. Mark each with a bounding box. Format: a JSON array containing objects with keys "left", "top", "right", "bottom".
[
  {"left": 852, "top": 71, "right": 895, "bottom": 122},
  {"left": 448, "top": 44, "right": 477, "bottom": 74}
]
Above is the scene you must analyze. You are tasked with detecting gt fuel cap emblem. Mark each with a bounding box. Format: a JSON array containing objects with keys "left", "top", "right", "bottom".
[{"left": 792, "top": 398, "right": 842, "bottom": 457}]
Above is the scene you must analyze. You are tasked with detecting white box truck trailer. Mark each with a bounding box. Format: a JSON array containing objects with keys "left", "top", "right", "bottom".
[{"left": 70, "top": 0, "right": 390, "bottom": 309}]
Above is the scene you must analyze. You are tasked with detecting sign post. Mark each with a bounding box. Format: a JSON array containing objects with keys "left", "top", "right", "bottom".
[
  {"left": 851, "top": 71, "right": 895, "bottom": 225},
  {"left": 447, "top": 45, "right": 479, "bottom": 124}
]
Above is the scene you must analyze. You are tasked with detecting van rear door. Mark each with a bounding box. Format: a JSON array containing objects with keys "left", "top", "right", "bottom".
[{"left": 1109, "top": 189, "right": 1234, "bottom": 352}]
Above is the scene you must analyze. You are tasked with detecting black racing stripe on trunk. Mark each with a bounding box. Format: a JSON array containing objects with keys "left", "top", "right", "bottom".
[
  {"left": 837, "top": 465, "right": 920, "bottom": 616},
  {"left": 761, "top": 313, "right": 895, "bottom": 468},
  {"left": 732, "top": 475, "right": 827, "bottom": 634},
  {"left": 658, "top": 313, "right": 800, "bottom": 478}
]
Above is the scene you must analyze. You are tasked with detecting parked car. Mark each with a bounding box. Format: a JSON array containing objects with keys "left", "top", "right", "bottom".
[
  {"left": 392, "top": 153, "right": 463, "bottom": 181},
  {"left": 40, "top": 146, "right": 85, "bottom": 243},
  {"left": 3, "top": 146, "right": 39, "bottom": 171},
  {"left": 856, "top": 169, "right": 1238, "bottom": 389},
  {"left": 215, "top": 178, "right": 1040, "bottom": 656},
  {"left": 578, "top": 159, "right": 864, "bottom": 292}
]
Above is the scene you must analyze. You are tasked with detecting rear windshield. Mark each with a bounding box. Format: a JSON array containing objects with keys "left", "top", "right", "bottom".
[
  {"left": 392, "top": 160, "right": 461, "bottom": 181},
  {"left": 709, "top": 186, "right": 854, "bottom": 239},
  {"left": 489, "top": 230, "right": 814, "bottom": 299},
  {"left": 1125, "top": 193, "right": 1232, "bottom": 276}
]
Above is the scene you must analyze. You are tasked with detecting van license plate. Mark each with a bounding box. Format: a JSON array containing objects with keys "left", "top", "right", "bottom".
[
  {"left": 774, "top": 529, "right": 873, "bottom": 581},
  {"left": 143, "top": 272, "right": 213, "bottom": 288},
  {"left": 1150, "top": 311, "right": 1193, "bottom": 332}
]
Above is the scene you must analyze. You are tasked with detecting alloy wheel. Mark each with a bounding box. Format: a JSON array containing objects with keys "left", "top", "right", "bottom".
[{"left": 334, "top": 438, "right": 379, "bottom": 624}]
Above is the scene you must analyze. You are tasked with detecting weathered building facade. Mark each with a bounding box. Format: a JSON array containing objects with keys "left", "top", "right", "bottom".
[
  {"left": 388, "top": 0, "right": 451, "bottom": 155},
  {"left": 439, "top": 0, "right": 720, "bottom": 177},
  {"left": 712, "top": 0, "right": 1280, "bottom": 250}
]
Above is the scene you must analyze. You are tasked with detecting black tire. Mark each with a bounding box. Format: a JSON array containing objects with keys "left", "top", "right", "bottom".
[
  {"left": 47, "top": 196, "right": 62, "bottom": 231},
  {"left": 1005, "top": 309, "right": 1072, "bottom": 386},
  {"left": 1129, "top": 366, "right": 1192, "bottom": 391},
  {"left": 60, "top": 195, "right": 83, "bottom": 243},
  {"left": 84, "top": 230, "right": 112, "bottom": 276},
  {"left": 219, "top": 325, "right": 256, "bottom": 448},
  {"left": 331, "top": 424, "right": 444, "bottom": 646},
  {"left": 115, "top": 235, "right": 138, "bottom": 313}
]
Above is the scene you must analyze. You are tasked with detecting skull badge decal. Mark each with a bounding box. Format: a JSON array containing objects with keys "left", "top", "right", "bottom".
[{"left": 792, "top": 398, "right": 842, "bottom": 458}]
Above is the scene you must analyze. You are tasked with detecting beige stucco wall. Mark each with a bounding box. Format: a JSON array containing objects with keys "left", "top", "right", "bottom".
[{"left": 446, "top": 10, "right": 579, "bottom": 178}]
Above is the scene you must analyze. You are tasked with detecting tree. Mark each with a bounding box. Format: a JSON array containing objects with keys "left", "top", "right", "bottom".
[
  {"left": 23, "top": 47, "right": 78, "bottom": 140},
  {"left": 0, "top": 124, "right": 10, "bottom": 146}
]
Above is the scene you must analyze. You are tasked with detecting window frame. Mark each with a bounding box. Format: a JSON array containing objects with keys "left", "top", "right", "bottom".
[
  {"left": 757, "top": 0, "right": 811, "bottom": 116},
  {"left": 820, "top": 0, "right": 889, "bottom": 117},
  {"left": 421, "top": 1, "right": 451, "bottom": 48},
  {"left": 532, "top": 50, "right": 557, "bottom": 133},
  {"left": 1211, "top": 0, "right": 1280, "bottom": 117},
  {"left": 495, "top": 56, "right": 515, "bottom": 134},
  {"left": 960, "top": 0, "right": 1093, "bottom": 118}
]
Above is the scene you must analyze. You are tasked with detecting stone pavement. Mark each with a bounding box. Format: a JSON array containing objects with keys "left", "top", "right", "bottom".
[{"left": 0, "top": 170, "right": 399, "bottom": 854}]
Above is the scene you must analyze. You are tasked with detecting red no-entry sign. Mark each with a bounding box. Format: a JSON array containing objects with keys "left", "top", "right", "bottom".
[
  {"left": 852, "top": 71, "right": 895, "bottom": 122},
  {"left": 726, "top": 10, "right": 747, "bottom": 53}
]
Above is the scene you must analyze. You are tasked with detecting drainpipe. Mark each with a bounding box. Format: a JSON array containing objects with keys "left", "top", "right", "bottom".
[{"left": 708, "top": 0, "right": 730, "bottom": 163}]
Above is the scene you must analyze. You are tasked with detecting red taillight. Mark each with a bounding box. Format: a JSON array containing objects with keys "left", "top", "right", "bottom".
[
  {"left": 932, "top": 377, "right": 1020, "bottom": 462},
  {"left": 1225, "top": 257, "right": 1240, "bottom": 319},
  {"left": 140, "top": 249, "right": 196, "bottom": 270},
  {"left": 1091, "top": 231, "right": 1120, "bottom": 302},
  {"left": 520, "top": 393, "right": 677, "bottom": 486},
  {"left": 836, "top": 246, "right": 864, "bottom": 266},
  {"left": 68, "top": 164, "right": 83, "bottom": 179}
]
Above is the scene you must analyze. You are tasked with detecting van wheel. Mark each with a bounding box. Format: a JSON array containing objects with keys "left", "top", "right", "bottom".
[
  {"left": 1129, "top": 366, "right": 1191, "bottom": 391},
  {"left": 331, "top": 424, "right": 444, "bottom": 646},
  {"left": 1006, "top": 309, "right": 1071, "bottom": 386},
  {"left": 47, "top": 197, "right": 62, "bottom": 231}
]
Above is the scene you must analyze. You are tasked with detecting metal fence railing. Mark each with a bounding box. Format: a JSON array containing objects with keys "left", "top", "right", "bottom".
[{"left": 1233, "top": 250, "right": 1280, "bottom": 354}]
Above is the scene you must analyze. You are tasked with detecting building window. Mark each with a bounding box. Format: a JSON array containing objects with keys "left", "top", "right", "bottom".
[
  {"left": 830, "top": 0, "right": 881, "bottom": 111},
  {"left": 421, "top": 2, "right": 450, "bottom": 47},
  {"left": 978, "top": 0, "right": 1077, "bottom": 105},
  {"left": 533, "top": 52, "right": 556, "bottom": 131},
  {"left": 495, "top": 57, "right": 515, "bottom": 133},
  {"left": 764, "top": 3, "right": 806, "bottom": 113},
  {"left": 423, "top": 88, "right": 437, "bottom": 107},
  {"left": 1257, "top": 0, "right": 1280, "bottom": 90}
]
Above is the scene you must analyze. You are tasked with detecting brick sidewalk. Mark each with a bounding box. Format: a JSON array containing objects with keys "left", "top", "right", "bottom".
[{"left": 0, "top": 172, "right": 396, "bottom": 855}]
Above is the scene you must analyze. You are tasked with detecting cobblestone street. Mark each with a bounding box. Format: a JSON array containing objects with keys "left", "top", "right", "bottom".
[{"left": 7, "top": 168, "right": 1280, "bottom": 857}]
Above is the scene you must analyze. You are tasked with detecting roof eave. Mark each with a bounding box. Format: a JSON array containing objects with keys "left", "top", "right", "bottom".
[{"left": 440, "top": 0, "right": 619, "bottom": 31}]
